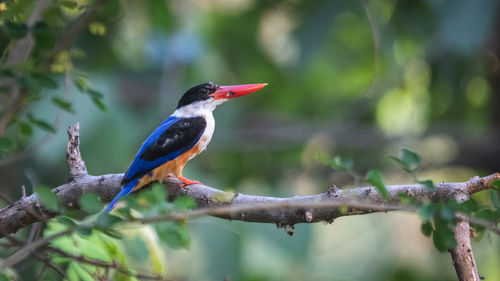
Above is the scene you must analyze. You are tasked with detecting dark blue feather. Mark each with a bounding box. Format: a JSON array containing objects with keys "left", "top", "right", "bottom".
[
  {"left": 123, "top": 116, "right": 181, "bottom": 182},
  {"left": 105, "top": 116, "right": 206, "bottom": 212},
  {"left": 105, "top": 178, "right": 139, "bottom": 212}
]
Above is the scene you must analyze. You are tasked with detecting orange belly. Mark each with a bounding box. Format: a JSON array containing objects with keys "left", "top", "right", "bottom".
[{"left": 133, "top": 142, "right": 204, "bottom": 191}]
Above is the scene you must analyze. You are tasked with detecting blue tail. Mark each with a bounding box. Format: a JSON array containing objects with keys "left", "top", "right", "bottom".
[{"left": 105, "top": 179, "right": 139, "bottom": 212}]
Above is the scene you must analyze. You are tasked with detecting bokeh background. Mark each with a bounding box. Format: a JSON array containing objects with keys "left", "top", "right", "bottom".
[{"left": 1, "top": 0, "right": 500, "bottom": 280}]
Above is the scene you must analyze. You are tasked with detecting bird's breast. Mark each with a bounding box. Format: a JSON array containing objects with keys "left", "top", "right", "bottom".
[{"left": 189, "top": 113, "right": 214, "bottom": 160}]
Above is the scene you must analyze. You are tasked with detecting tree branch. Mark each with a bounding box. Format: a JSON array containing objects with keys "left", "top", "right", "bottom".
[
  {"left": 450, "top": 220, "right": 481, "bottom": 281},
  {"left": 0, "top": 124, "right": 497, "bottom": 281},
  {"left": 0, "top": 124, "right": 498, "bottom": 239}
]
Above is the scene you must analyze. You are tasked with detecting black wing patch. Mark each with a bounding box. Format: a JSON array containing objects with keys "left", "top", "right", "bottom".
[{"left": 139, "top": 117, "right": 207, "bottom": 161}]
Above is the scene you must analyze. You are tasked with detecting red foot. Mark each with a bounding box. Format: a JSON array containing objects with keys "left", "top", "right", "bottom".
[{"left": 178, "top": 176, "right": 201, "bottom": 187}]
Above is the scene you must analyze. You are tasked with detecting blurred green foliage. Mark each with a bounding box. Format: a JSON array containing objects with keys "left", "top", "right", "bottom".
[{"left": 1, "top": 0, "right": 500, "bottom": 280}]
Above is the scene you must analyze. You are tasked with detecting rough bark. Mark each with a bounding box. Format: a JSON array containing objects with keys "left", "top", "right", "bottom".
[{"left": 450, "top": 221, "right": 481, "bottom": 281}]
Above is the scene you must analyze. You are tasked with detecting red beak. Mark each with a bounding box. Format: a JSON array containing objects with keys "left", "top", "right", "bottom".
[{"left": 209, "top": 83, "right": 267, "bottom": 100}]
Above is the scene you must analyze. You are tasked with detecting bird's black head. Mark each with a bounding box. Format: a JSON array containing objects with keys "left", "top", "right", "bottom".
[{"left": 177, "top": 82, "right": 219, "bottom": 109}]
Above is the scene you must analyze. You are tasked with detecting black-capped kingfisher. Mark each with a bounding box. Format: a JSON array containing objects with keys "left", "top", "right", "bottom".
[{"left": 105, "top": 82, "right": 267, "bottom": 212}]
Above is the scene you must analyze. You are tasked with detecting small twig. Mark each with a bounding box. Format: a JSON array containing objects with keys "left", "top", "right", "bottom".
[
  {"left": 0, "top": 228, "right": 73, "bottom": 269},
  {"left": 32, "top": 253, "right": 67, "bottom": 280},
  {"left": 66, "top": 123, "right": 88, "bottom": 180},
  {"left": 28, "top": 222, "right": 42, "bottom": 243},
  {"left": 35, "top": 260, "right": 49, "bottom": 280},
  {"left": 47, "top": 247, "right": 168, "bottom": 281},
  {"left": 0, "top": 232, "right": 66, "bottom": 279}
]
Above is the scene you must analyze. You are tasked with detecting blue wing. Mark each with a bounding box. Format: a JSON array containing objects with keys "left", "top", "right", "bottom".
[
  {"left": 122, "top": 116, "right": 207, "bottom": 185},
  {"left": 106, "top": 116, "right": 207, "bottom": 212}
]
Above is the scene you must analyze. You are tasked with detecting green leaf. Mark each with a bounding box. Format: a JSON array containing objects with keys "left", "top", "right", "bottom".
[
  {"left": 91, "top": 96, "right": 107, "bottom": 111},
  {"left": 0, "top": 273, "right": 9, "bottom": 281},
  {"left": 1, "top": 0, "right": 32, "bottom": 21},
  {"left": 490, "top": 191, "right": 500, "bottom": 209},
  {"left": 152, "top": 184, "right": 166, "bottom": 203},
  {"left": 418, "top": 204, "right": 437, "bottom": 221},
  {"left": 87, "top": 89, "right": 106, "bottom": 111},
  {"left": 476, "top": 208, "right": 494, "bottom": 220},
  {"left": 59, "top": 0, "right": 78, "bottom": 9},
  {"left": 317, "top": 153, "right": 353, "bottom": 171},
  {"left": 123, "top": 237, "right": 150, "bottom": 261},
  {"left": 0, "top": 136, "right": 13, "bottom": 151},
  {"left": 76, "top": 227, "right": 92, "bottom": 237},
  {"left": 87, "top": 88, "right": 103, "bottom": 98},
  {"left": 432, "top": 228, "right": 456, "bottom": 252},
  {"left": 101, "top": 229, "right": 123, "bottom": 239},
  {"left": 365, "top": 170, "right": 389, "bottom": 200},
  {"left": 30, "top": 72, "right": 58, "bottom": 89},
  {"left": 96, "top": 213, "right": 122, "bottom": 228},
  {"left": 156, "top": 222, "right": 191, "bottom": 249},
  {"left": 458, "top": 199, "right": 477, "bottom": 214},
  {"left": 69, "top": 262, "right": 94, "bottom": 281},
  {"left": 42, "top": 6, "right": 62, "bottom": 27},
  {"left": 66, "top": 263, "right": 79, "bottom": 281},
  {"left": 439, "top": 205, "right": 456, "bottom": 221},
  {"left": 492, "top": 179, "right": 500, "bottom": 190},
  {"left": 51, "top": 97, "right": 74, "bottom": 113},
  {"left": 17, "top": 76, "right": 37, "bottom": 90},
  {"left": 79, "top": 238, "right": 112, "bottom": 262},
  {"left": 33, "top": 22, "right": 56, "bottom": 50},
  {"left": 78, "top": 193, "right": 103, "bottom": 214},
  {"left": 19, "top": 122, "right": 33, "bottom": 136},
  {"left": 418, "top": 180, "right": 434, "bottom": 190},
  {"left": 27, "top": 114, "right": 55, "bottom": 133},
  {"left": 31, "top": 119, "right": 55, "bottom": 132},
  {"left": 173, "top": 196, "right": 197, "bottom": 210},
  {"left": 36, "top": 186, "right": 59, "bottom": 212},
  {"left": 2, "top": 21, "right": 28, "bottom": 39},
  {"left": 55, "top": 216, "right": 76, "bottom": 227},
  {"left": 73, "top": 77, "right": 89, "bottom": 92},
  {"left": 89, "top": 22, "right": 106, "bottom": 36},
  {"left": 391, "top": 148, "right": 420, "bottom": 172},
  {"left": 432, "top": 216, "right": 456, "bottom": 252},
  {"left": 401, "top": 149, "right": 420, "bottom": 167},
  {"left": 421, "top": 222, "right": 433, "bottom": 236},
  {"left": 137, "top": 185, "right": 168, "bottom": 207}
]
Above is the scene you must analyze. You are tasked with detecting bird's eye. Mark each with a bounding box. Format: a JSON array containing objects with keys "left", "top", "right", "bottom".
[{"left": 200, "top": 88, "right": 208, "bottom": 94}]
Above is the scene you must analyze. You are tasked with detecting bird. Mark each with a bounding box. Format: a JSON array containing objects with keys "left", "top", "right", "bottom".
[{"left": 105, "top": 82, "right": 267, "bottom": 212}]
